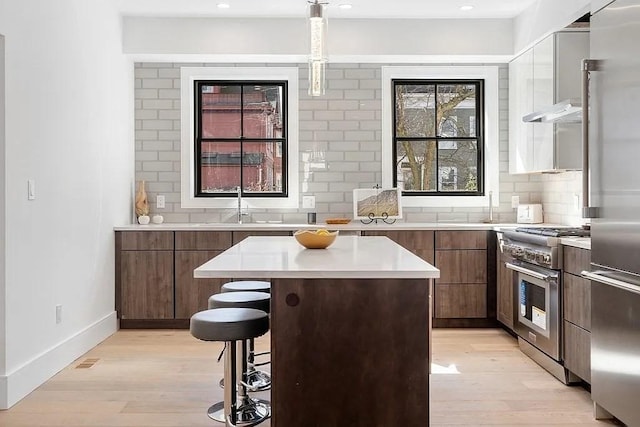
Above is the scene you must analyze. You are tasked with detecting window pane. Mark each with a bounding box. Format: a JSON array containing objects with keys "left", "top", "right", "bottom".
[
  {"left": 395, "top": 140, "right": 437, "bottom": 192},
  {"left": 200, "top": 141, "right": 241, "bottom": 193},
  {"left": 395, "top": 84, "right": 436, "bottom": 138},
  {"left": 437, "top": 140, "right": 478, "bottom": 192},
  {"left": 437, "top": 84, "right": 476, "bottom": 137},
  {"left": 200, "top": 85, "right": 241, "bottom": 138},
  {"left": 243, "top": 141, "right": 283, "bottom": 193},
  {"left": 243, "top": 85, "right": 284, "bottom": 138}
]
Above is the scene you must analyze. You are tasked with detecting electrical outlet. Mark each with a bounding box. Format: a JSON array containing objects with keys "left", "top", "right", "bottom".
[
  {"left": 157, "top": 195, "right": 165, "bottom": 209},
  {"left": 511, "top": 195, "right": 520, "bottom": 208},
  {"left": 302, "top": 195, "right": 316, "bottom": 209},
  {"left": 56, "top": 305, "right": 62, "bottom": 324}
]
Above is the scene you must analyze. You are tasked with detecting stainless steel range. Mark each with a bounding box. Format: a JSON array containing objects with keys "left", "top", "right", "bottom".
[{"left": 499, "top": 226, "right": 590, "bottom": 384}]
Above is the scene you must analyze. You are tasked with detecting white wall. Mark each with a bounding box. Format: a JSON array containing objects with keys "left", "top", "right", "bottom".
[
  {"left": 123, "top": 17, "right": 514, "bottom": 63},
  {"left": 0, "top": 0, "right": 134, "bottom": 408},
  {"left": 0, "top": 33, "right": 6, "bottom": 398}
]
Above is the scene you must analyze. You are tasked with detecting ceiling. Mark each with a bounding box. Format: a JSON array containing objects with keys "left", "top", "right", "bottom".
[{"left": 117, "top": 0, "right": 539, "bottom": 19}]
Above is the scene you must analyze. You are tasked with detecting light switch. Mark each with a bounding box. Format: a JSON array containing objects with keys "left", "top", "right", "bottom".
[
  {"left": 157, "top": 195, "right": 165, "bottom": 209},
  {"left": 302, "top": 195, "right": 316, "bottom": 209},
  {"left": 28, "top": 179, "right": 35, "bottom": 200},
  {"left": 511, "top": 195, "right": 520, "bottom": 208}
]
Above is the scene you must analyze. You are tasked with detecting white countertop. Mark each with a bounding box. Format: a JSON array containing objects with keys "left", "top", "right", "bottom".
[
  {"left": 194, "top": 235, "right": 440, "bottom": 279},
  {"left": 115, "top": 222, "right": 521, "bottom": 232}
]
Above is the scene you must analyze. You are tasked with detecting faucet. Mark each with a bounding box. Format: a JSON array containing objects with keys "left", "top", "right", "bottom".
[{"left": 237, "top": 186, "right": 249, "bottom": 224}]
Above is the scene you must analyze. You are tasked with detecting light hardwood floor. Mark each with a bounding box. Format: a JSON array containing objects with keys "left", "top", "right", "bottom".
[{"left": 0, "top": 328, "right": 621, "bottom": 427}]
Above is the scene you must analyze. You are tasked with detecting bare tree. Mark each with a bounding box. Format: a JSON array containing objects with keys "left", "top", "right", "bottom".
[{"left": 395, "top": 84, "right": 475, "bottom": 191}]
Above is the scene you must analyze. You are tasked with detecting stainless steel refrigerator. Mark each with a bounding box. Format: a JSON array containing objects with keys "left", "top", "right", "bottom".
[{"left": 581, "top": 0, "right": 640, "bottom": 425}]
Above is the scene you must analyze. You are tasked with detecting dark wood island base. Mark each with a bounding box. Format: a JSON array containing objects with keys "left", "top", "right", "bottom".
[{"left": 271, "top": 277, "right": 431, "bottom": 427}]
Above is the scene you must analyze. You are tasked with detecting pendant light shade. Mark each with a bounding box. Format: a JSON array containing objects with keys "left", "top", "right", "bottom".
[{"left": 308, "top": 1, "right": 328, "bottom": 96}]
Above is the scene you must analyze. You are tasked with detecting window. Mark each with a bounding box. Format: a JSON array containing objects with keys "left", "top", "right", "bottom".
[
  {"left": 181, "top": 67, "right": 299, "bottom": 209},
  {"left": 195, "top": 81, "right": 287, "bottom": 197},
  {"left": 393, "top": 80, "right": 484, "bottom": 195},
  {"left": 381, "top": 66, "right": 499, "bottom": 208}
]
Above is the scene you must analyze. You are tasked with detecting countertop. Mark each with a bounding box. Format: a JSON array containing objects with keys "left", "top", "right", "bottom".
[
  {"left": 194, "top": 235, "right": 440, "bottom": 279},
  {"left": 115, "top": 221, "right": 521, "bottom": 232},
  {"left": 560, "top": 237, "right": 591, "bottom": 250}
]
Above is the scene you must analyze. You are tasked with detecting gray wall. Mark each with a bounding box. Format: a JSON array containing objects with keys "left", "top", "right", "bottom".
[{"left": 135, "top": 62, "right": 548, "bottom": 224}]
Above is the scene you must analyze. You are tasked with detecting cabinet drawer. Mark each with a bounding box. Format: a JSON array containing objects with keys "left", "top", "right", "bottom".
[
  {"left": 119, "top": 231, "right": 173, "bottom": 250},
  {"left": 563, "top": 273, "right": 591, "bottom": 331},
  {"left": 435, "top": 284, "right": 487, "bottom": 318},
  {"left": 563, "top": 246, "right": 591, "bottom": 276},
  {"left": 436, "top": 250, "right": 487, "bottom": 284},
  {"left": 232, "top": 230, "right": 291, "bottom": 245},
  {"left": 175, "top": 231, "right": 232, "bottom": 250},
  {"left": 364, "top": 230, "right": 435, "bottom": 264},
  {"left": 436, "top": 231, "right": 487, "bottom": 250},
  {"left": 563, "top": 320, "right": 591, "bottom": 383}
]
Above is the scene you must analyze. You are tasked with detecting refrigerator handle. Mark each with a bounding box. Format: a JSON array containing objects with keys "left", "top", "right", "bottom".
[
  {"left": 582, "top": 59, "right": 600, "bottom": 219},
  {"left": 582, "top": 270, "right": 640, "bottom": 295}
]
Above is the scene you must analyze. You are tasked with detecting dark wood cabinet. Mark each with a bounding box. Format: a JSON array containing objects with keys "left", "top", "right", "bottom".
[
  {"left": 435, "top": 231, "right": 488, "bottom": 320},
  {"left": 232, "top": 230, "right": 291, "bottom": 245},
  {"left": 496, "top": 250, "right": 514, "bottom": 330},
  {"left": 363, "top": 230, "right": 435, "bottom": 264},
  {"left": 174, "top": 231, "right": 233, "bottom": 319},
  {"left": 116, "top": 231, "right": 174, "bottom": 323},
  {"left": 562, "top": 245, "right": 591, "bottom": 383}
]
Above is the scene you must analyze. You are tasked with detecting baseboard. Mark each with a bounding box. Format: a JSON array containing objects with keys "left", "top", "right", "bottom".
[{"left": 0, "top": 311, "right": 117, "bottom": 410}]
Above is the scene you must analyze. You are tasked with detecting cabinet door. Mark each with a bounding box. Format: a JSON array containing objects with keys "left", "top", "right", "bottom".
[
  {"left": 532, "top": 34, "right": 555, "bottom": 171},
  {"left": 364, "top": 230, "right": 434, "bottom": 264},
  {"left": 564, "top": 320, "right": 591, "bottom": 383},
  {"left": 509, "top": 48, "right": 534, "bottom": 174},
  {"left": 563, "top": 246, "right": 591, "bottom": 276},
  {"left": 120, "top": 250, "right": 174, "bottom": 319},
  {"left": 435, "top": 284, "right": 487, "bottom": 318},
  {"left": 497, "top": 252, "right": 514, "bottom": 329},
  {"left": 563, "top": 273, "right": 591, "bottom": 331},
  {"left": 175, "top": 250, "right": 228, "bottom": 319}
]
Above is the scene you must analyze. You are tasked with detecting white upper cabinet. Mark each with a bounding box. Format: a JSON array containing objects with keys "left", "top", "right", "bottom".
[{"left": 508, "top": 30, "right": 589, "bottom": 174}]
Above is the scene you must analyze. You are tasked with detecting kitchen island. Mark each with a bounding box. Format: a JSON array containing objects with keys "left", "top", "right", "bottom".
[{"left": 195, "top": 235, "right": 440, "bottom": 427}]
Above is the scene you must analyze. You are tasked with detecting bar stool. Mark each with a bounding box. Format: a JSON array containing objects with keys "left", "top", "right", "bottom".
[
  {"left": 221, "top": 281, "right": 272, "bottom": 389},
  {"left": 222, "top": 280, "right": 271, "bottom": 294},
  {"left": 209, "top": 291, "right": 272, "bottom": 393},
  {"left": 190, "top": 308, "right": 270, "bottom": 427}
]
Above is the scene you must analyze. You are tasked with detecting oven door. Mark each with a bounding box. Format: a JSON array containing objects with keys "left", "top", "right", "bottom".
[{"left": 506, "top": 261, "right": 561, "bottom": 361}]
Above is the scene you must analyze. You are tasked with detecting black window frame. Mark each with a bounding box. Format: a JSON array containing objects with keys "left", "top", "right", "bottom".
[
  {"left": 194, "top": 80, "right": 288, "bottom": 198},
  {"left": 392, "top": 79, "right": 485, "bottom": 196}
]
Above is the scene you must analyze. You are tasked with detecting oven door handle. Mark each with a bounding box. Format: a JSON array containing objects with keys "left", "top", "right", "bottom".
[
  {"left": 581, "top": 271, "right": 640, "bottom": 295},
  {"left": 505, "top": 262, "right": 551, "bottom": 281}
]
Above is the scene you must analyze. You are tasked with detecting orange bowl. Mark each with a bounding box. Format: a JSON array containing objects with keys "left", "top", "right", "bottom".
[{"left": 293, "top": 229, "right": 339, "bottom": 249}]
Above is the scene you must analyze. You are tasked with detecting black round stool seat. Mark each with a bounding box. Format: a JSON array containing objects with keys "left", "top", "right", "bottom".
[
  {"left": 222, "top": 280, "right": 271, "bottom": 294},
  {"left": 190, "top": 308, "right": 269, "bottom": 342},
  {"left": 209, "top": 291, "right": 271, "bottom": 314}
]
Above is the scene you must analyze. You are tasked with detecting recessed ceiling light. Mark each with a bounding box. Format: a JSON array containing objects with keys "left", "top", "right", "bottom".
[
  {"left": 217, "top": 2, "right": 230, "bottom": 9},
  {"left": 460, "top": 5, "right": 474, "bottom": 11},
  {"left": 338, "top": 4, "right": 353, "bottom": 10}
]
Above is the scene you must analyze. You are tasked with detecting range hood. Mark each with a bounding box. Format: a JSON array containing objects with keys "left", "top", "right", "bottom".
[{"left": 522, "top": 99, "right": 582, "bottom": 123}]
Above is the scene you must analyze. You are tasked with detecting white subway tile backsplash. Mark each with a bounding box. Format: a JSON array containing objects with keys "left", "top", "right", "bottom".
[{"left": 133, "top": 62, "right": 549, "bottom": 224}]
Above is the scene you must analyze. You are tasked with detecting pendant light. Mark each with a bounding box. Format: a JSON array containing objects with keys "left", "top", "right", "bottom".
[{"left": 308, "top": 0, "right": 328, "bottom": 96}]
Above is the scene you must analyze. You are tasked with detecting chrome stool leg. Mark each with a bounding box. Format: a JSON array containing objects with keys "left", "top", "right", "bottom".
[
  {"left": 245, "top": 338, "right": 271, "bottom": 391},
  {"left": 209, "top": 340, "right": 270, "bottom": 425}
]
